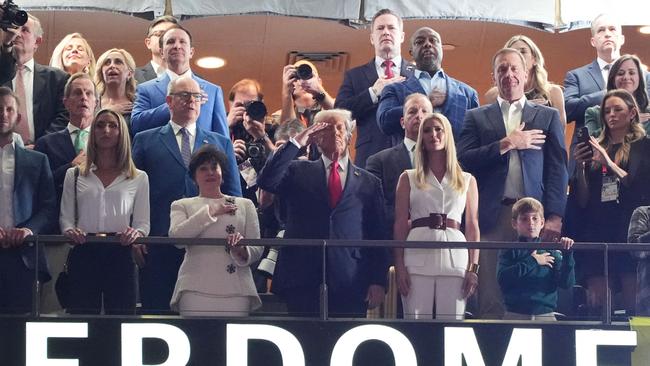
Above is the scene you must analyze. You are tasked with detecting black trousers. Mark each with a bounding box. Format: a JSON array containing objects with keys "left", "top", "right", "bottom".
[
  {"left": 67, "top": 242, "right": 135, "bottom": 315},
  {"left": 139, "top": 245, "right": 184, "bottom": 314},
  {"left": 0, "top": 249, "right": 36, "bottom": 314}
]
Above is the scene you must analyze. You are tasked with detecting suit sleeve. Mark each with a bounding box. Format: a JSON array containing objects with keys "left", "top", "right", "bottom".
[
  {"left": 542, "top": 110, "right": 568, "bottom": 218},
  {"left": 457, "top": 109, "right": 505, "bottom": 171},
  {"left": 168, "top": 200, "right": 215, "bottom": 239},
  {"left": 363, "top": 176, "right": 390, "bottom": 287},
  {"left": 21, "top": 155, "right": 56, "bottom": 234},
  {"left": 210, "top": 85, "right": 229, "bottom": 137},
  {"left": 628, "top": 207, "right": 650, "bottom": 259},
  {"left": 334, "top": 70, "right": 375, "bottom": 124},
  {"left": 0, "top": 49, "right": 16, "bottom": 84},
  {"left": 47, "top": 71, "right": 71, "bottom": 134},
  {"left": 219, "top": 137, "right": 243, "bottom": 197},
  {"left": 564, "top": 70, "right": 605, "bottom": 124},
  {"left": 256, "top": 142, "right": 300, "bottom": 194},
  {"left": 131, "top": 85, "right": 171, "bottom": 134},
  {"left": 376, "top": 83, "right": 404, "bottom": 136},
  {"left": 131, "top": 132, "right": 146, "bottom": 170}
]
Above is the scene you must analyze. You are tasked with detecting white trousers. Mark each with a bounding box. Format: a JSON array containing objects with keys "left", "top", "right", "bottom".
[
  {"left": 178, "top": 292, "right": 250, "bottom": 317},
  {"left": 402, "top": 274, "right": 465, "bottom": 320}
]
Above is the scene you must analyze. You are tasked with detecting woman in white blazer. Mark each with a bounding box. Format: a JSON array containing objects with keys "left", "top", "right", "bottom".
[{"left": 169, "top": 145, "right": 262, "bottom": 316}]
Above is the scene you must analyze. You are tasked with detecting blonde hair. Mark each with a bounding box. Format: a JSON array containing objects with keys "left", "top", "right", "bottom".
[
  {"left": 512, "top": 197, "right": 544, "bottom": 220},
  {"left": 94, "top": 48, "right": 137, "bottom": 102},
  {"left": 595, "top": 89, "right": 645, "bottom": 169},
  {"left": 49, "top": 33, "right": 96, "bottom": 78},
  {"left": 413, "top": 113, "right": 465, "bottom": 193},
  {"left": 82, "top": 108, "right": 138, "bottom": 178},
  {"left": 504, "top": 35, "right": 553, "bottom": 102}
]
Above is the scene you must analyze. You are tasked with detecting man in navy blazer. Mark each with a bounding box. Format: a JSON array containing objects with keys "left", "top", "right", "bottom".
[
  {"left": 0, "top": 87, "right": 56, "bottom": 313},
  {"left": 377, "top": 27, "right": 478, "bottom": 145},
  {"left": 132, "top": 77, "right": 241, "bottom": 313},
  {"left": 334, "top": 9, "right": 410, "bottom": 169},
  {"left": 458, "top": 48, "right": 568, "bottom": 318},
  {"left": 366, "top": 93, "right": 432, "bottom": 238},
  {"left": 134, "top": 16, "right": 178, "bottom": 84},
  {"left": 258, "top": 109, "right": 389, "bottom": 317},
  {"left": 131, "top": 25, "right": 228, "bottom": 137}
]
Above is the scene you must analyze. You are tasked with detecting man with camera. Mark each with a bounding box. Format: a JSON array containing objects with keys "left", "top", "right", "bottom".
[
  {"left": 0, "top": 11, "right": 68, "bottom": 146},
  {"left": 280, "top": 60, "right": 335, "bottom": 127}
]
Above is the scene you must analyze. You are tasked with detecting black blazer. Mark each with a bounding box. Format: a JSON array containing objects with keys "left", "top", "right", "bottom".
[
  {"left": 34, "top": 128, "right": 76, "bottom": 200},
  {"left": 365, "top": 142, "right": 411, "bottom": 238},
  {"left": 335, "top": 58, "right": 411, "bottom": 169},
  {"left": 134, "top": 62, "right": 157, "bottom": 84},
  {"left": 0, "top": 52, "right": 69, "bottom": 141}
]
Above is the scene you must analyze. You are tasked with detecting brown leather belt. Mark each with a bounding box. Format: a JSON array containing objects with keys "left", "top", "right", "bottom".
[{"left": 411, "top": 213, "right": 460, "bottom": 230}]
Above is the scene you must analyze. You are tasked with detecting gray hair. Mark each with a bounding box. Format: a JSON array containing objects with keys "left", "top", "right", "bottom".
[{"left": 313, "top": 109, "right": 356, "bottom": 141}]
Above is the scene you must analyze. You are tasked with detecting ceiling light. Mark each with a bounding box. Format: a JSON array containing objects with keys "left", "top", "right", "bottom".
[
  {"left": 196, "top": 57, "right": 226, "bottom": 69},
  {"left": 442, "top": 43, "right": 456, "bottom": 51},
  {"left": 640, "top": 26, "right": 650, "bottom": 34}
]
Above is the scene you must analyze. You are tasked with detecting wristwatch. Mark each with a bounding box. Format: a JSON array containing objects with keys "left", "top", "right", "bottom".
[
  {"left": 313, "top": 92, "right": 326, "bottom": 103},
  {"left": 466, "top": 263, "right": 480, "bottom": 274}
]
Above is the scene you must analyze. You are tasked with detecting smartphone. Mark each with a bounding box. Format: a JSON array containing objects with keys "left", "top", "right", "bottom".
[{"left": 576, "top": 126, "right": 593, "bottom": 156}]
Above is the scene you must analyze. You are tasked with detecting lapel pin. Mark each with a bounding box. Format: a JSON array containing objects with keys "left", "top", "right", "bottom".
[
  {"left": 354, "top": 170, "right": 360, "bottom": 176},
  {"left": 203, "top": 140, "right": 208, "bottom": 144}
]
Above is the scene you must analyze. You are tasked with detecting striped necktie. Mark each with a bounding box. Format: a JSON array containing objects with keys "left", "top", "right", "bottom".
[{"left": 180, "top": 127, "right": 191, "bottom": 167}]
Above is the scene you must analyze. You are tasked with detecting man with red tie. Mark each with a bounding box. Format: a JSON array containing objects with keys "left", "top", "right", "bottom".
[
  {"left": 335, "top": 8, "right": 409, "bottom": 169},
  {"left": 258, "top": 109, "right": 389, "bottom": 318}
]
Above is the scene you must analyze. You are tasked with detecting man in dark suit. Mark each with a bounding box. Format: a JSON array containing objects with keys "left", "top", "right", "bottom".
[
  {"left": 132, "top": 25, "right": 228, "bottom": 137},
  {"left": 0, "top": 87, "right": 56, "bottom": 314},
  {"left": 377, "top": 26, "right": 478, "bottom": 145},
  {"left": 132, "top": 77, "right": 241, "bottom": 313},
  {"left": 564, "top": 14, "right": 650, "bottom": 127},
  {"left": 458, "top": 48, "right": 568, "bottom": 318},
  {"left": 366, "top": 93, "right": 432, "bottom": 238},
  {"left": 334, "top": 9, "right": 409, "bottom": 169},
  {"left": 0, "top": 14, "right": 68, "bottom": 145},
  {"left": 134, "top": 15, "right": 179, "bottom": 84},
  {"left": 258, "top": 109, "right": 389, "bottom": 317},
  {"left": 35, "top": 73, "right": 95, "bottom": 202}
]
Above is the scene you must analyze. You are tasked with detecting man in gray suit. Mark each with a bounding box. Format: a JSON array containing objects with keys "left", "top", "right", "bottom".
[
  {"left": 366, "top": 93, "right": 432, "bottom": 238},
  {"left": 134, "top": 15, "right": 179, "bottom": 84}
]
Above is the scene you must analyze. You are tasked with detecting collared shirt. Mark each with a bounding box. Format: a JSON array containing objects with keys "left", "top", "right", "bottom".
[
  {"left": 403, "top": 137, "right": 416, "bottom": 166},
  {"left": 59, "top": 165, "right": 150, "bottom": 235},
  {"left": 414, "top": 68, "right": 447, "bottom": 111},
  {"left": 13, "top": 58, "right": 34, "bottom": 141},
  {"left": 166, "top": 68, "right": 193, "bottom": 82},
  {"left": 497, "top": 95, "right": 527, "bottom": 200},
  {"left": 66, "top": 122, "right": 91, "bottom": 149},
  {"left": 170, "top": 121, "right": 197, "bottom": 154},
  {"left": 597, "top": 57, "right": 615, "bottom": 88},
  {"left": 321, "top": 153, "right": 349, "bottom": 189},
  {"left": 0, "top": 141, "right": 16, "bottom": 229},
  {"left": 369, "top": 56, "right": 403, "bottom": 103},
  {"left": 150, "top": 60, "right": 165, "bottom": 78}
]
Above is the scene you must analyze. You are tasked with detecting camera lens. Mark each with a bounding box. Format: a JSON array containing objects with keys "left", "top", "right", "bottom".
[
  {"left": 244, "top": 100, "right": 267, "bottom": 122},
  {"left": 247, "top": 145, "right": 261, "bottom": 158},
  {"left": 296, "top": 64, "right": 313, "bottom": 80}
]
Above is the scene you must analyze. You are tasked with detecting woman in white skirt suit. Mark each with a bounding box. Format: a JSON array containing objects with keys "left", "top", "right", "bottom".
[
  {"left": 169, "top": 145, "right": 262, "bottom": 316},
  {"left": 394, "top": 113, "right": 480, "bottom": 320}
]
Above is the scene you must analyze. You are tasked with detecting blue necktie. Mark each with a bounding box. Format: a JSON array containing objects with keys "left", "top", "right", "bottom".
[{"left": 180, "top": 128, "right": 191, "bottom": 167}]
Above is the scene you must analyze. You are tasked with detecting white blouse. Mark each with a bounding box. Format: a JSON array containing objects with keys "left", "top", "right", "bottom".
[{"left": 60, "top": 166, "right": 150, "bottom": 235}]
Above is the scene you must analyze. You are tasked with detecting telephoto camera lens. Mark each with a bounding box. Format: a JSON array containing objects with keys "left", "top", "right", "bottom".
[
  {"left": 296, "top": 64, "right": 314, "bottom": 80},
  {"left": 244, "top": 100, "right": 267, "bottom": 122}
]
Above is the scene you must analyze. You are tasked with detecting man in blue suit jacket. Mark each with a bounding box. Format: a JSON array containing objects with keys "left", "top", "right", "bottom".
[
  {"left": 458, "top": 49, "right": 568, "bottom": 319},
  {"left": 131, "top": 25, "right": 228, "bottom": 137},
  {"left": 334, "top": 9, "right": 410, "bottom": 169},
  {"left": 0, "top": 87, "right": 56, "bottom": 313},
  {"left": 258, "top": 109, "right": 389, "bottom": 317},
  {"left": 132, "top": 77, "right": 241, "bottom": 313},
  {"left": 377, "top": 27, "right": 478, "bottom": 145}
]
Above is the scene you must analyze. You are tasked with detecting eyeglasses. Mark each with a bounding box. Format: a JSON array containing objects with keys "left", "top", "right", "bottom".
[{"left": 170, "top": 92, "right": 205, "bottom": 102}]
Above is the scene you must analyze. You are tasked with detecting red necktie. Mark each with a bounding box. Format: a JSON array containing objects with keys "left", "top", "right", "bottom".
[
  {"left": 328, "top": 161, "right": 342, "bottom": 208},
  {"left": 382, "top": 59, "right": 394, "bottom": 79}
]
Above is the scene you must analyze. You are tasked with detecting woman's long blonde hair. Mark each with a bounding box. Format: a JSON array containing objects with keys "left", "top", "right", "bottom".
[
  {"left": 94, "top": 48, "right": 137, "bottom": 102},
  {"left": 505, "top": 35, "right": 552, "bottom": 102},
  {"left": 413, "top": 113, "right": 465, "bottom": 192},
  {"left": 594, "top": 89, "right": 645, "bottom": 169},
  {"left": 82, "top": 108, "right": 138, "bottom": 178},
  {"left": 49, "top": 32, "right": 96, "bottom": 78}
]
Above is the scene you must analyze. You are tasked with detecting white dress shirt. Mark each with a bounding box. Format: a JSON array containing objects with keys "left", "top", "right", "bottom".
[
  {"left": 150, "top": 60, "right": 165, "bottom": 78},
  {"left": 497, "top": 95, "right": 526, "bottom": 200},
  {"left": 166, "top": 68, "right": 193, "bottom": 82},
  {"left": 597, "top": 57, "right": 615, "bottom": 87},
  {"left": 170, "top": 121, "right": 197, "bottom": 154},
  {"left": 13, "top": 58, "right": 34, "bottom": 141},
  {"left": 60, "top": 166, "right": 151, "bottom": 235},
  {"left": 321, "top": 153, "right": 349, "bottom": 189},
  {"left": 66, "top": 123, "right": 90, "bottom": 148},
  {"left": 369, "top": 55, "right": 403, "bottom": 103},
  {"left": 0, "top": 141, "right": 16, "bottom": 229}
]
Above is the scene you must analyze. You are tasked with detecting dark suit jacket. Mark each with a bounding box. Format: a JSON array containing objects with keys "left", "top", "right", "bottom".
[
  {"left": 0, "top": 53, "right": 69, "bottom": 141},
  {"left": 34, "top": 128, "right": 76, "bottom": 201},
  {"left": 365, "top": 142, "right": 411, "bottom": 239},
  {"left": 132, "top": 123, "right": 242, "bottom": 236},
  {"left": 377, "top": 71, "right": 479, "bottom": 144},
  {"left": 131, "top": 73, "right": 228, "bottom": 137},
  {"left": 457, "top": 101, "right": 568, "bottom": 230},
  {"left": 257, "top": 143, "right": 389, "bottom": 301},
  {"left": 13, "top": 146, "right": 56, "bottom": 281},
  {"left": 134, "top": 63, "right": 157, "bottom": 84},
  {"left": 564, "top": 59, "right": 650, "bottom": 126},
  {"left": 334, "top": 59, "right": 411, "bottom": 169}
]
